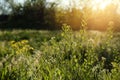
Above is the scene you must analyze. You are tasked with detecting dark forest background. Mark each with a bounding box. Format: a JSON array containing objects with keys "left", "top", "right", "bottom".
[{"left": 0, "top": 0, "right": 120, "bottom": 31}]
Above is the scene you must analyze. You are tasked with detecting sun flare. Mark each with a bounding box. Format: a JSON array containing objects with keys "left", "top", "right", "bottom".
[
  {"left": 59, "top": 0, "right": 114, "bottom": 11},
  {"left": 92, "top": 0, "right": 112, "bottom": 10}
]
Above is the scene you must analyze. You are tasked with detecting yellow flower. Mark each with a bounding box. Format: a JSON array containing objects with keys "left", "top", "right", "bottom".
[
  {"left": 9, "top": 40, "right": 34, "bottom": 54},
  {"left": 21, "top": 40, "right": 28, "bottom": 44},
  {"left": 10, "top": 40, "right": 15, "bottom": 44}
]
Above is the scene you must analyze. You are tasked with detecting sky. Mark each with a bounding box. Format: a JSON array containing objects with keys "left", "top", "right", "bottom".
[
  {"left": 0, "top": 0, "right": 120, "bottom": 14},
  {"left": 16, "top": 0, "right": 25, "bottom": 4},
  {"left": 1, "top": 0, "right": 120, "bottom": 9}
]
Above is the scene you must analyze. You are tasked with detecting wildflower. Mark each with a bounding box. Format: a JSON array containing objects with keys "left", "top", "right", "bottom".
[
  {"left": 10, "top": 40, "right": 15, "bottom": 44},
  {"left": 9, "top": 40, "right": 34, "bottom": 54},
  {"left": 21, "top": 40, "right": 28, "bottom": 44}
]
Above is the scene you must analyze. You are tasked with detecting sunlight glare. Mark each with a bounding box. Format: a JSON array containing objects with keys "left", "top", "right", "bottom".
[{"left": 92, "top": 0, "right": 112, "bottom": 10}]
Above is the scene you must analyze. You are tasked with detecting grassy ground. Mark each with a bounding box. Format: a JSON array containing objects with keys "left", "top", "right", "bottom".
[
  {"left": 0, "top": 30, "right": 60, "bottom": 48},
  {"left": 0, "top": 27, "right": 120, "bottom": 80}
]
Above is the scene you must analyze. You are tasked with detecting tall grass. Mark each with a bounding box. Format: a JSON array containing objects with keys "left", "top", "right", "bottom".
[{"left": 0, "top": 25, "right": 120, "bottom": 80}]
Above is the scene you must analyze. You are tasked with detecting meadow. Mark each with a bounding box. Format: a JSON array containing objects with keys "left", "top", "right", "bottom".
[{"left": 0, "top": 25, "right": 120, "bottom": 80}]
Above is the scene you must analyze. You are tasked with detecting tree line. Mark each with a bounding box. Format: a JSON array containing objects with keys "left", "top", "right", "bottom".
[{"left": 0, "top": 0, "right": 120, "bottom": 31}]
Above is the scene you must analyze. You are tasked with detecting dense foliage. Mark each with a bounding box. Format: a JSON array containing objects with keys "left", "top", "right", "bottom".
[
  {"left": 0, "top": 25, "right": 120, "bottom": 80},
  {"left": 0, "top": 0, "right": 120, "bottom": 30}
]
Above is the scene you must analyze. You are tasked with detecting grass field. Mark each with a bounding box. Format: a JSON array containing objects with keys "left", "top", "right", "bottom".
[{"left": 0, "top": 26, "right": 120, "bottom": 80}]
